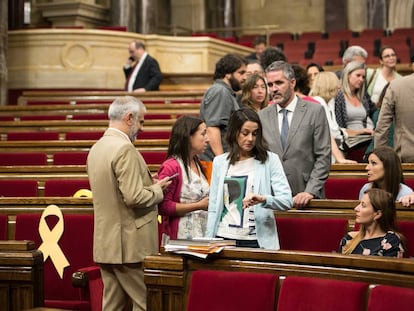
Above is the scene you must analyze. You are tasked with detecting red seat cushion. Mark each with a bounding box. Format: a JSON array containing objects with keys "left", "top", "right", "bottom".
[
  {"left": 0, "top": 215, "right": 8, "bottom": 240},
  {"left": 53, "top": 152, "right": 88, "bottom": 165},
  {"left": 187, "top": 270, "right": 278, "bottom": 311},
  {"left": 7, "top": 132, "right": 60, "bottom": 141},
  {"left": 0, "top": 152, "right": 48, "bottom": 165},
  {"left": 276, "top": 217, "right": 348, "bottom": 252},
  {"left": 367, "top": 285, "right": 414, "bottom": 311},
  {"left": 277, "top": 276, "right": 368, "bottom": 311},
  {"left": 44, "top": 179, "right": 90, "bottom": 197},
  {"left": 325, "top": 178, "right": 366, "bottom": 199},
  {"left": 140, "top": 151, "right": 167, "bottom": 165},
  {"left": 0, "top": 180, "right": 38, "bottom": 197},
  {"left": 65, "top": 131, "right": 104, "bottom": 140}
]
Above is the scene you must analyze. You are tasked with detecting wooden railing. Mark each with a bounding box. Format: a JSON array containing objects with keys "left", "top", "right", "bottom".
[{"left": 1, "top": 198, "right": 413, "bottom": 239}]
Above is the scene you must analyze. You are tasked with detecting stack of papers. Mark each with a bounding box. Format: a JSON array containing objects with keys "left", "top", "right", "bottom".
[{"left": 164, "top": 238, "right": 236, "bottom": 259}]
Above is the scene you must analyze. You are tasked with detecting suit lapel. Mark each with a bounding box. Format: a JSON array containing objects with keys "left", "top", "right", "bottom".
[{"left": 284, "top": 99, "right": 306, "bottom": 153}]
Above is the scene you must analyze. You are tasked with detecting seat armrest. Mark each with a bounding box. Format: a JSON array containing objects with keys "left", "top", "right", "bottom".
[
  {"left": 72, "top": 266, "right": 101, "bottom": 288},
  {"left": 72, "top": 265, "right": 103, "bottom": 311}
]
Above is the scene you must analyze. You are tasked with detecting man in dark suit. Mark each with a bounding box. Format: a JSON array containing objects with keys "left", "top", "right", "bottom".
[
  {"left": 258, "top": 61, "right": 331, "bottom": 208},
  {"left": 124, "top": 40, "right": 163, "bottom": 92}
]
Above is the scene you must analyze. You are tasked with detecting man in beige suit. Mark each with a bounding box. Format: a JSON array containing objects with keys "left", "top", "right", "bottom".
[
  {"left": 374, "top": 73, "right": 414, "bottom": 162},
  {"left": 87, "top": 96, "right": 171, "bottom": 310}
]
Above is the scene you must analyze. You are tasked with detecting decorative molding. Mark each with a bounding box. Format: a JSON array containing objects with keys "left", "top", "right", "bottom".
[{"left": 36, "top": 1, "right": 109, "bottom": 28}]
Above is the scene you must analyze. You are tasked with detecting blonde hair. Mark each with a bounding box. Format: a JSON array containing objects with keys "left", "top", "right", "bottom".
[
  {"left": 308, "top": 71, "right": 339, "bottom": 102},
  {"left": 341, "top": 61, "right": 366, "bottom": 100}
]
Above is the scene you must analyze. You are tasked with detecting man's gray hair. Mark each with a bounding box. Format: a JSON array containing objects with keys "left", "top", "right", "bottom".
[
  {"left": 342, "top": 45, "right": 368, "bottom": 65},
  {"left": 108, "top": 96, "right": 147, "bottom": 121},
  {"left": 265, "top": 60, "right": 295, "bottom": 80}
]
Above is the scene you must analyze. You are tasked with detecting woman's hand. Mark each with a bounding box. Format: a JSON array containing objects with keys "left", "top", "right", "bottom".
[
  {"left": 336, "top": 158, "right": 357, "bottom": 164},
  {"left": 197, "top": 196, "right": 209, "bottom": 211},
  {"left": 398, "top": 193, "right": 414, "bottom": 207},
  {"left": 242, "top": 194, "right": 266, "bottom": 209}
]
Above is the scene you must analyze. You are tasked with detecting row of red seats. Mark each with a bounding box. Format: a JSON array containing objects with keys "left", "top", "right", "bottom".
[
  {"left": 23, "top": 98, "right": 201, "bottom": 105},
  {"left": 236, "top": 27, "right": 414, "bottom": 47},
  {"left": 0, "top": 213, "right": 382, "bottom": 310},
  {"left": 0, "top": 113, "right": 175, "bottom": 121},
  {"left": 187, "top": 270, "right": 414, "bottom": 311},
  {"left": 0, "top": 151, "right": 167, "bottom": 166},
  {"left": 0, "top": 130, "right": 171, "bottom": 141},
  {"left": 3, "top": 211, "right": 414, "bottom": 309}
]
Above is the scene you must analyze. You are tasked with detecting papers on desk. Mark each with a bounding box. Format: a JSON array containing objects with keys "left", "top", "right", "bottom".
[{"left": 163, "top": 238, "right": 236, "bottom": 259}]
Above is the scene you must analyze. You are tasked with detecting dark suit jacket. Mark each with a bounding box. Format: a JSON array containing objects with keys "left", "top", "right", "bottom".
[
  {"left": 124, "top": 55, "right": 163, "bottom": 91},
  {"left": 258, "top": 98, "right": 331, "bottom": 198}
]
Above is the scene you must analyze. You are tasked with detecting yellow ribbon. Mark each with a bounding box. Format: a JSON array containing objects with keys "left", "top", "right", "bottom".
[{"left": 38, "top": 204, "right": 70, "bottom": 279}]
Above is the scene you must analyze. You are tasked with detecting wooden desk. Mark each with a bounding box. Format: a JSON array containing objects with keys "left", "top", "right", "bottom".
[
  {"left": 0, "top": 241, "right": 43, "bottom": 311},
  {"left": 144, "top": 249, "right": 414, "bottom": 311}
]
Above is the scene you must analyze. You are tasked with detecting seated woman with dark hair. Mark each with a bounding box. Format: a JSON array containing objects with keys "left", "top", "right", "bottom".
[
  {"left": 339, "top": 188, "right": 405, "bottom": 258},
  {"left": 360, "top": 146, "right": 412, "bottom": 201}
]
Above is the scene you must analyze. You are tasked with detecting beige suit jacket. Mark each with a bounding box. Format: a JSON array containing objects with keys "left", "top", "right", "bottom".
[
  {"left": 87, "top": 128, "right": 163, "bottom": 264},
  {"left": 375, "top": 73, "right": 414, "bottom": 162}
]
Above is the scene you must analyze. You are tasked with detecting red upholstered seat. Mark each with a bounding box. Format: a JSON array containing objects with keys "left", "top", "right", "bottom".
[
  {"left": 137, "top": 131, "right": 170, "bottom": 139},
  {"left": 398, "top": 221, "right": 414, "bottom": 258},
  {"left": 44, "top": 179, "right": 90, "bottom": 197},
  {"left": 325, "top": 178, "right": 367, "bottom": 199},
  {"left": 71, "top": 114, "right": 108, "bottom": 120},
  {"left": 186, "top": 270, "right": 278, "bottom": 311},
  {"left": 0, "top": 152, "right": 48, "bottom": 165},
  {"left": 0, "top": 116, "right": 14, "bottom": 121},
  {"left": 277, "top": 276, "right": 368, "bottom": 311},
  {"left": 0, "top": 215, "right": 8, "bottom": 240},
  {"left": 15, "top": 213, "right": 101, "bottom": 311},
  {"left": 65, "top": 132, "right": 104, "bottom": 140},
  {"left": 0, "top": 179, "right": 38, "bottom": 197},
  {"left": 20, "top": 115, "right": 67, "bottom": 121},
  {"left": 367, "top": 285, "right": 414, "bottom": 311},
  {"left": 276, "top": 217, "right": 348, "bottom": 252},
  {"left": 53, "top": 152, "right": 88, "bottom": 165},
  {"left": 404, "top": 178, "right": 414, "bottom": 190},
  {"left": 140, "top": 151, "right": 167, "bottom": 165},
  {"left": 7, "top": 131, "right": 60, "bottom": 140}
]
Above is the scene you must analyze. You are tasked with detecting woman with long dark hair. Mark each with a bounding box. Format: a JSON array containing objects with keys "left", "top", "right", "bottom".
[
  {"left": 340, "top": 188, "right": 405, "bottom": 257},
  {"left": 157, "top": 115, "right": 210, "bottom": 240},
  {"left": 205, "top": 108, "right": 293, "bottom": 249}
]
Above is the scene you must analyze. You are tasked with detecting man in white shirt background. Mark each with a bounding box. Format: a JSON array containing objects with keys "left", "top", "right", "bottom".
[{"left": 123, "top": 40, "right": 163, "bottom": 92}]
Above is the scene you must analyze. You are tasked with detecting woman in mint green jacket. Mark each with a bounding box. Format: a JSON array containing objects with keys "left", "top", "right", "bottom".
[{"left": 205, "top": 108, "right": 293, "bottom": 249}]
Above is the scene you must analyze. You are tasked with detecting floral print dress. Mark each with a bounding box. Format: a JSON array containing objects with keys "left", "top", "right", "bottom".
[{"left": 339, "top": 231, "right": 405, "bottom": 258}]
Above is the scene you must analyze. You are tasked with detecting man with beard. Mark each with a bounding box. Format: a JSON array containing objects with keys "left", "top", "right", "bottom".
[
  {"left": 258, "top": 61, "right": 331, "bottom": 208},
  {"left": 200, "top": 54, "right": 247, "bottom": 161},
  {"left": 87, "top": 96, "right": 171, "bottom": 310}
]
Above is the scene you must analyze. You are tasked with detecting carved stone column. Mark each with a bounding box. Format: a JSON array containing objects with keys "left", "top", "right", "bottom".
[
  {"left": 205, "top": 0, "right": 236, "bottom": 37},
  {"left": 111, "top": 0, "right": 170, "bottom": 34},
  {"left": 388, "top": 0, "right": 414, "bottom": 30},
  {"left": 0, "top": 0, "right": 7, "bottom": 106},
  {"left": 325, "top": 0, "right": 347, "bottom": 32}
]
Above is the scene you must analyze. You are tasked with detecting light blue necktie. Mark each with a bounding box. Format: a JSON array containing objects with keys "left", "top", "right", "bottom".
[{"left": 280, "top": 109, "right": 289, "bottom": 150}]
